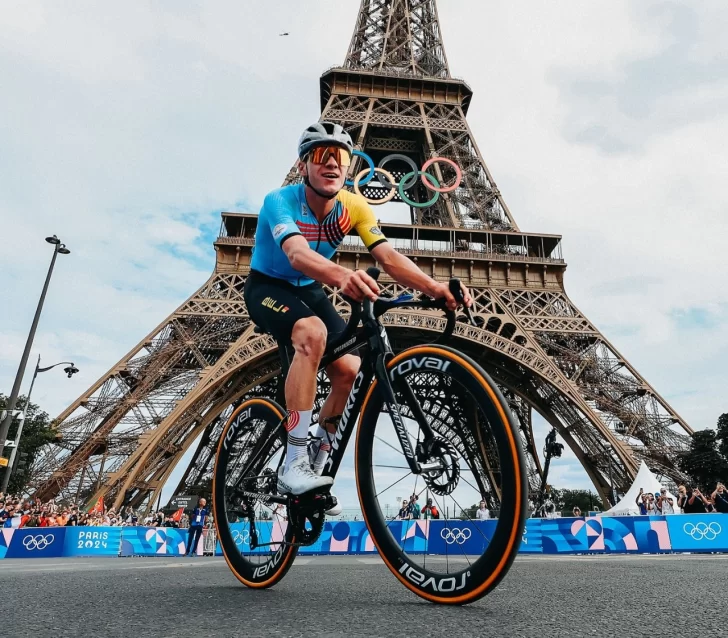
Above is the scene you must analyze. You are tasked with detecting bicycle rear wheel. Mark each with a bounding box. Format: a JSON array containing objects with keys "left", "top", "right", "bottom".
[
  {"left": 213, "top": 398, "right": 298, "bottom": 588},
  {"left": 355, "top": 344, "right": 527, "bottom": 605}
]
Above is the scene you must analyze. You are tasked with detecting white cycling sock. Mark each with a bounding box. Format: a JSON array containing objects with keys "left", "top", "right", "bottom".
[
  {"left": 284, "top": 409, "right": 312, "bottom": 472},
  {"left": 312, "top": 421, "right": 335, "bottom": 475}
]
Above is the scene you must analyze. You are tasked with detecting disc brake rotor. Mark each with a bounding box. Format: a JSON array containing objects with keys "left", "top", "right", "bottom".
[{"left": 422, "top": 439, "right": 460, "bottom": 495}]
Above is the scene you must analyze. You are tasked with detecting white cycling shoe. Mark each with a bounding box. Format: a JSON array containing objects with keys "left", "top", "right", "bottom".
[{"left": 277, "top": 456, "right": 333, "bottom": 496}]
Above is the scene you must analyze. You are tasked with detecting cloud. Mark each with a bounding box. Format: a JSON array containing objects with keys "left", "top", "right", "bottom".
[{"left": 2, "top": 1, "right": 727, "bottom": 498}]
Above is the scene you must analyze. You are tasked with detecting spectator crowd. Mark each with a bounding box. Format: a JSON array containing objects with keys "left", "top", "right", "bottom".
[
  {"left": 635, "top": 482, "right": 728, "bottom": 515},
  {"left": 0, "top": 491, "right": 214, "bottom": 529}
]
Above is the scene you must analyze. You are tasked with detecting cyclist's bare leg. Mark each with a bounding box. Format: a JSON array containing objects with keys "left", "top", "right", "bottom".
[
  {"left": 282, "top": 317, "right": 327, "bottom": 473},
  {"left": 310, "top": 354, "right": 359, "bottom": 472},
  {"left": 320, "top": 354, "right": 360, "bottom": 425}
]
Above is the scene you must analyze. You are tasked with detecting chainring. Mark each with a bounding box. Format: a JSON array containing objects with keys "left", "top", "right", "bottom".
[{"left": 287, "top": 492, "right": 335, "bottom": 546}]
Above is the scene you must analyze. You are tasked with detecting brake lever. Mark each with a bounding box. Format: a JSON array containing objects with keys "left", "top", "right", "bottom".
[{"left": 449, "top": 278, "right": 476, "bottom": 326}]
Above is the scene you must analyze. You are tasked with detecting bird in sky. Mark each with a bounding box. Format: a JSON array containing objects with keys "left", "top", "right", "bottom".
[{"left": 279, "top": 32, "right": 289, "bottom": 36}]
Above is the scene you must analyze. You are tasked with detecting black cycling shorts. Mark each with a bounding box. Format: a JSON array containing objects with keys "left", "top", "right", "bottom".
[{"left": 243, "top": 270, "right": 346, "bottom": 345}]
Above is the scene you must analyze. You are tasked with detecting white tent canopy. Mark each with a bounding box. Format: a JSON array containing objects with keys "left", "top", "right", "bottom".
[{"left": 603, "top": 461, "right": 678, "bottom": 516}]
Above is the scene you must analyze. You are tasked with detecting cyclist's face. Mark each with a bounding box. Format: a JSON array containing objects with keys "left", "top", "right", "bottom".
[{"left": 301, "top": 152, "right": 346, "bottom": 197}]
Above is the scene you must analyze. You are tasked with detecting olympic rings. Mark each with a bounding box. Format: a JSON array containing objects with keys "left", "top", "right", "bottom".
[
  {"left": 421, "top": 157, "right": 462, "bottom": 193},
  {"left": 377, "top": 154, "right": 419, "bottom": 190},
  {"left": 22, "top": 534, "right": 55, "bottom": 550},
  {"left": 683, "top": 521, "right": 722, "bottom": 541},
  {"left": 345, "top": 150, "right": 375, "bottom": 187},
  {"left": 232, "top": 529, "right": 250, "bottom": 546},
  {"left": 440, "top": 528, "right": 472, "bottom": 545},
  {"left": 353, "top": 167, "right": 398, "bottom": 204},
  {"left": 347, "top": 154, "right": 461, "bottom": 207},
  {"left": 399, "top": 170, "right": 440, "bottom": 208}
]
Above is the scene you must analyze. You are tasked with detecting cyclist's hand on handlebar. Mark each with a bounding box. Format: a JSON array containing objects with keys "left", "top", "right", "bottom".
[
  {"left": 429, "top": 281, "right": 473, "bottom": 311},
  {"left": 340, "top": 269, "right": 380, "bottom": 302}
]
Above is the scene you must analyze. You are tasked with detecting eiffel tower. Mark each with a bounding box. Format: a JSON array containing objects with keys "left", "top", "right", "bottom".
[{"left": 29, "top": 0, "right": 691, "bottom": 510}]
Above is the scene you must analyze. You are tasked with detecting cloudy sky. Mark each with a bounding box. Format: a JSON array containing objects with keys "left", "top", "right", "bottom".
[{"left": 1, "top": 0, "right": 727, "bottom": 501}]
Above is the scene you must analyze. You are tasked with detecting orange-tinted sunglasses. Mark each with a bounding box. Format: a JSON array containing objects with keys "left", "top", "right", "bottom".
[{"left": 307, "top": 146, "right": 352, "bottom": 167}]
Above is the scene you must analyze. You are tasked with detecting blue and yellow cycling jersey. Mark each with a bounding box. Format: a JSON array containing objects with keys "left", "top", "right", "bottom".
[{"left": 250, "top": 183, "right": 387, "bottom": 286}]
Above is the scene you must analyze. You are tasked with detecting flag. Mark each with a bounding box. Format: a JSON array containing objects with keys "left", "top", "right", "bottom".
[
  {"left": 171, "top": 507, "right": 184, "bottom": 523},
  {"left": 89, "top": 496, "right": 104, "bottom": 514}
]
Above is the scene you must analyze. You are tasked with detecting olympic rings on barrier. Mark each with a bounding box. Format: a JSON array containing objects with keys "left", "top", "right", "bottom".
[
  {"left": 345, "top": 150, "right": 375, "bottom": 187},
  {"left": 22, "top": 534, "right": 56, "bottom": 550},
  {"left": 232, "top": 529, "right": 250, "bottom": 546},
  {"left": 347, "top": 153, "right": 461, "bottom": 206},
  {"left": 683, "top": 521, "right": 722, "bottom": 541},
  {"left": 440, "top": 528, "right": 472, "bottom": 545}
]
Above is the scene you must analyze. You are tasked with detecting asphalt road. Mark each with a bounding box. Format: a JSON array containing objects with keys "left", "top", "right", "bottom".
[{"left": 1, "top": 554, "right": 726, "bottom": 637}]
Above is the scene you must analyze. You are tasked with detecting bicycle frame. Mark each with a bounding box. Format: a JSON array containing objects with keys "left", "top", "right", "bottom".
[{"left": 232, "top": 275, "right": 469, "bottom": 510}]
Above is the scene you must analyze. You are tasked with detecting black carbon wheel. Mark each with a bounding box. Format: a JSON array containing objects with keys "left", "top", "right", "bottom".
[
  {"left": 213, "top": 398, "right": 298, "bottom": 589},
  {"left": 355, "top": 345, "right": 527, "bottom": 605}
]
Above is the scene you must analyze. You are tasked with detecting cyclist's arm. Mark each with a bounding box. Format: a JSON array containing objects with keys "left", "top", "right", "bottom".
[
  {"left": 283, "top": 235, "right": 354, "bottom": 288},
  {"left": 370, "top": 241, "right": 441, "bottom": 296},
  {"left": 282, "top": 236, "right": 379, "bottom": 301}
]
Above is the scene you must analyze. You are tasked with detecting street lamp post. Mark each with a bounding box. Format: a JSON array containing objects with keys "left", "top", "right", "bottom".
[
  {"left": 0, "top": 235, "right": 71, "bottom": 468},
  {"left": 1, "top": 355, "right": 79, "bottom": 493}
]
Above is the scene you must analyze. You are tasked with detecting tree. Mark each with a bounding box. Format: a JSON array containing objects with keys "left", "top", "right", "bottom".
[
  {"left": 0, "top": 393, "right": 56, "bottom": 495},
  {"left": 549, "top": 488, "right": 607, "bottom": 514},
  {"left": 678, "top": 428, "right": 728, "bottom": 491},
  {"left": 717, "top": 413, "right": 728, "bottom": 463}
]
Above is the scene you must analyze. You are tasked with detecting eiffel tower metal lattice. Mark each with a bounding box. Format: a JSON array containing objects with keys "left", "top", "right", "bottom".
[{"left": 28, "top": 0, "right": 691, "bottom": 510}]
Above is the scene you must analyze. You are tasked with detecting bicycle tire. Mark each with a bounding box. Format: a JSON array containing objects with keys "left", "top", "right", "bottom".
[
  {"left": 213, "top": 398, "right": 298, "bottom": 588},
  {"left": 355, "top": 344, "right": 527, "bottom": 605}
]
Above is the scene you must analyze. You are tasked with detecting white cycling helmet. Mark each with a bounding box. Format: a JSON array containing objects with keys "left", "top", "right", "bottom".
[{"left": 298, "top": 121, "right": 354, "bottom": 159}]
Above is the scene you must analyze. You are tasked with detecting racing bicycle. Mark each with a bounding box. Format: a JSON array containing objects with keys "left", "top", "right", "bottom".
[{"left": 212, "top": 268, "right": 527, "bottom": 605}]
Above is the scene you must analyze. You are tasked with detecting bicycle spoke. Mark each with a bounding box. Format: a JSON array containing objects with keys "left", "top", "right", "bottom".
[
  {"left": 374, "top": 471, "right": 413, "bottom": 499},
  {"left": 374, "top": 434, "right": 405, "bottom": 457}
]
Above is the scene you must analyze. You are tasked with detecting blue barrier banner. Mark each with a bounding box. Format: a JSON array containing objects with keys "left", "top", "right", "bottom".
[
  {"left": 539, "top": 516, "right": 673, "bottom": 554},
  {"left": 219, "top": 520, "right": 379, "bottom": 556},
  {"left": 666, "top": 515, "right": 728, "bottom": 552},
  {"left": 4, "top": 528, "right": 67, "bottom": 558},
  {"left": 64, "top": 527, "right": 121, "bottom": 557},
  {"left": 120, "top": 527, "right": 190, "bottom": 556},
  {"left": 426, "top": 520, "right": 494, "bottom": 555},
  {"left": 1, "top": 516, "right": 726, "bottom": 559},
  {"left": 520, "top": 518, "right": 542, "bottom": 553}
]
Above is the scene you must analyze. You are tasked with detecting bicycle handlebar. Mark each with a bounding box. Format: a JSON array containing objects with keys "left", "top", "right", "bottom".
[{"left": 340, "top": 266, "right": 476, "bottom": 344}]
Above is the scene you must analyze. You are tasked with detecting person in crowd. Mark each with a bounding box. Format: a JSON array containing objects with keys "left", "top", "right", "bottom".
[
  {"left": 397, "top": 499, "right": 409, "bottom": 520},
  {"left": 657, "top": 488, "right": 675, "bottom": 515},
  {"left": 712, "top": 483, "right": 728, "bottom": 513},
  {"left": 677, "top": 485, "right": 688, "bottom": 513},
  {"left": 186, "top": 497, "right": 209, "bottom": 556},
  {"left": 636, "top": 488, "right": 649, "bottom": 515},
  {"left": 421, "top": 498, "right": 440, "bottom": 520},
  {"left": 682, "top": 486, "right": 709, "bottom": 514},
  {"left": 407, "top": 494, "right": 421, "bottom": 520},
  {"left": 572, "top": 507, "right": 582, "bottom": 517},
  {"left": 66, "top": 505, "right": 79, "bottom": 526},
  {"left": 476, "top": 500, "right": 491, "bottom": 520}
]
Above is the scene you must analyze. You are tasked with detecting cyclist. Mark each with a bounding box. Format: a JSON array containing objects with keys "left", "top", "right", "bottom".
[{"left": 244, "top": 121, "right": 472, "bottom": 509}]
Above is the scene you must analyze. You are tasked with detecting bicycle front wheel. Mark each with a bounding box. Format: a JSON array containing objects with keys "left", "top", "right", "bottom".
[
  {"left": 355, "top": 344, "right": 527, "bottom": 605},
  {"left": 213, "top": 398, "right": 298, "bottom": 589}
]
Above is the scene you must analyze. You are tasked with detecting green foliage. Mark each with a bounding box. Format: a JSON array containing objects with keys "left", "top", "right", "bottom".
[
  {"left": 717, "top": 413, "right": 728, "bottom": 463},
  {"left": 0, "top": 393, "right": 56, "bottom": 494},
  {"left": 679, "top": 423, "right": 728, "bottom": 491},
  {"left": 549, "top": 488, "right": 607, "bottom": 514}
]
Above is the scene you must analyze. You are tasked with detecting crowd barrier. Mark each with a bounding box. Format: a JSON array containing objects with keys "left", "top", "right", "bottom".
[{"left": 1, "top": 515, "right": 726, "bottom": 560}]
